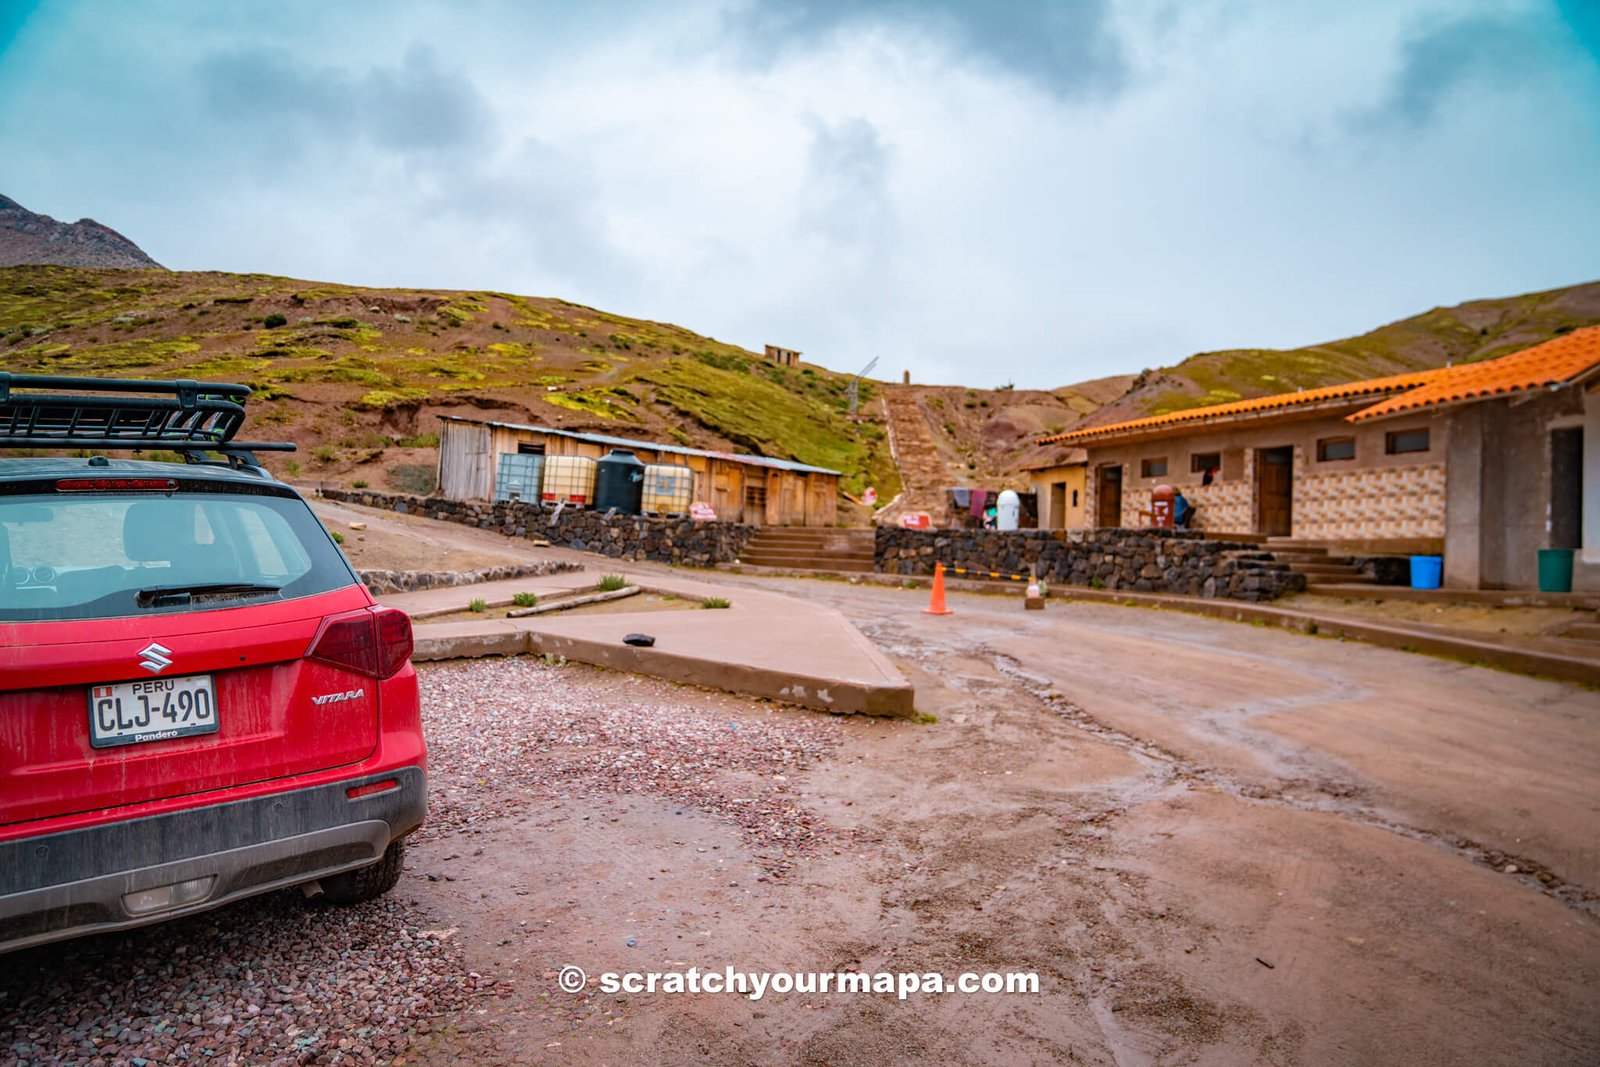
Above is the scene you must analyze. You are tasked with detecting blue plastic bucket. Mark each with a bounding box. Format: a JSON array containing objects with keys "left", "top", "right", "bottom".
[{"left": 1410, "top": 555, "right": 1442, "bottom": 590}]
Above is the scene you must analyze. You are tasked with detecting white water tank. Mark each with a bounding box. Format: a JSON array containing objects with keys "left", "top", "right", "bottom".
[{"left": 996, "top": 489, "right": 1021, "bottom": 531}]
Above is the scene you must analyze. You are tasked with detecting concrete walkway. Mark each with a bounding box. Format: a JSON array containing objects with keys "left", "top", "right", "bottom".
[{"left": 381, "top": 572, "right": 915, "bottom": 718}]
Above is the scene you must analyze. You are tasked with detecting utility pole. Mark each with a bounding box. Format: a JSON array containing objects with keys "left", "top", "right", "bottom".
[{"left": 848, "top": 357, "right": 879, "bottom": 417}]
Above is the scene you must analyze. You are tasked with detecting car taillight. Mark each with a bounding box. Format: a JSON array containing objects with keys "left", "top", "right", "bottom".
[
  {"left": 375, "top": 607, "right": 414, "bottom": 678},
  {"left": 306, "top": 607, "right": 413, "bottom": 679}
]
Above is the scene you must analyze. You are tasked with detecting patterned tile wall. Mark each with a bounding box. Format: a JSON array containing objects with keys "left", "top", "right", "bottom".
[
  {"left": 1118, "top": 449, "right": 1255, "bottom": 531},
  {"left": 1293, "top": 462, "right": 1446, "bottom": 540}
]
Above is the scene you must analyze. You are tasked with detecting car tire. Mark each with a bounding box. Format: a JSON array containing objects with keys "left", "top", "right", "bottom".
[{"left": 319, "top": 839, "right": 406, "bottom": 905}]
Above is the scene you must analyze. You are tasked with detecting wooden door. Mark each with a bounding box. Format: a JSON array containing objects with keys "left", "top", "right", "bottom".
[
  {"left": 766, "top": 473, "right": 785, "bottom": 526},
  {"left": 782, "top": 473, "right": 806, "bottom": 526},
  {"left": 713, "top": 468, "right": 737, "bottom": 520},
  {"left": 1257, "top": 447, "right": 1293, "bottom": 536},
  {"left": 744, "top": 470, "right": 769, "bottom": 526},
  {"left": 1097, "top": 466, "right": 1122, "bottom": 527},
  {"left": 1049, "top": 482, "right": 1066, "bottom": 528}
]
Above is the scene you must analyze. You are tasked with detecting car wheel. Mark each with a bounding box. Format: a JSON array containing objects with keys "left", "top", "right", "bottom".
[{"left": 319, "top": 839, "right": 406, "bottom": 905}]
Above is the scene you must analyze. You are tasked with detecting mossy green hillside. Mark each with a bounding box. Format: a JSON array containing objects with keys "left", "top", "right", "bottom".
[
  {"left": 0, "top": 265, "right": 902, "bottom": 501},
  {"left": 632, "top": 357, "right": 896, "bottom": 496},
  {"left": 1134, "top": 280, "right": 1600, "bottom": 416}
]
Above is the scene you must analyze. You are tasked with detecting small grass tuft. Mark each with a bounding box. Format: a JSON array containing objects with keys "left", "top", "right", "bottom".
[
  {"left": 468, "top": 598, "right": 488, "bottom": 613},
  {"left": 700, "top": 596, "right": 731, "bottom": 609},
  {"left": 512, "top": 592, "right": 539, "bottom": 607},
  {"left": 597, "top": 574, "right": 628, "bottom": 592}
]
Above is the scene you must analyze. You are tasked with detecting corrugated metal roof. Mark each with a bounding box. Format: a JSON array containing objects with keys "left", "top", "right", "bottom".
[
  {"left": 1036, "top": 369, "right": 1448, "bottom": 445},
  {"left": 1349, "top": 325, "right": 1600, "bottom": 422},
  {"left": 438, "top": 416, "right": 842, "bottom": 476}
]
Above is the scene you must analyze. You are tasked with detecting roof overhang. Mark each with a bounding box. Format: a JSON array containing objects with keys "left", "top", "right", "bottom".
[
  {"left": 1057, "top": 396, "right": 1384, "bottom": 449},
  {"left": 1348, "top": 358, "right": 1600, "bottom": 423}
]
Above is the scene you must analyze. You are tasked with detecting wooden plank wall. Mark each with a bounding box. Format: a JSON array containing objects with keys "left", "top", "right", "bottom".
[{"left": 443, "top": 423, "right": 838, "bottom": 525}]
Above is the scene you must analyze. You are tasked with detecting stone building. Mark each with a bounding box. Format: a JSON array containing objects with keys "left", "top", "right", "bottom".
[
  {"left": 1036, "top": 327, "right": 1600, "bottom": 591},
  {"left": 765, "top": 344, "right": 800, "bottom": 367}
]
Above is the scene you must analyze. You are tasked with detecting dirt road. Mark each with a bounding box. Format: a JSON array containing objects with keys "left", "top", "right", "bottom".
[
  {"left": 327, "top": 500, "right": 1600, "bottom": 1064},
  {"left": 396, "top": 569, "right": 1599, "bottom": 1063}
]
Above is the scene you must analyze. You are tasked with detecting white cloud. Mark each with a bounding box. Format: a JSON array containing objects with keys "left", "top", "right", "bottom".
[{"left": 0, "top": 0, "right": 1595, "bottom": 387}]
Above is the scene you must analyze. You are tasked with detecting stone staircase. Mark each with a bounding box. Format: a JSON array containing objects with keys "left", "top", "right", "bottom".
[
  {"left": 1559, "top": 613, "right": 1600, "bottom": 643},
  {"left": 1264, "top": 539, "right": 1376, "bottom": 589},
  {"left": 737, "top": 528, "right": 876, "bottom": 573},
  {"left": 877, "top": 386, "right": 960, "bottom": 524}
]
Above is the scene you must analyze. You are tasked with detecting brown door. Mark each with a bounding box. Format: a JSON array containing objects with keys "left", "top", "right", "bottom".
[
  {"left": 1097, "top": 466, "right": 1123, "bottom": 527},
  {"left": 1257, "top": 447, "right": 1293, "bottom": 536},
  {"left": 1049, "top": 482, "right": 1066, "bottom": 528},
  {"left": 744, "top": 470, "right": 769, "bottom": 526}
]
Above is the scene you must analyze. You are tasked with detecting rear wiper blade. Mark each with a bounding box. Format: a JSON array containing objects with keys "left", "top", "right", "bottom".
[{"left": 136, "top": 583, "right": 282, "bottom": 607}]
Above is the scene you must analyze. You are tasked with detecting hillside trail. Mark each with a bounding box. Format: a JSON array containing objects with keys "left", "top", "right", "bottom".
[{"left": 877, "top": 386, "right": 962, "bottom": 524}]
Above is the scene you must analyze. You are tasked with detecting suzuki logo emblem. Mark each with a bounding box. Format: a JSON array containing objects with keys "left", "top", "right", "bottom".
[{"left": 137, "top": 642, "right": 173, "bottom": 674}]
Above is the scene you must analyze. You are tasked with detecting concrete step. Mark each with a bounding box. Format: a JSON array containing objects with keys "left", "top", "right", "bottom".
[
  {"left": 745, "top": 531, "right": 872, "bottom": 545},
  {"left": 1305, "top": 577, "right": 1381, "bottom": 590},
  {"left": 1275, "top": 554, "right": 1337, "bottom": 565},
  {"left": 738, "top": 555, "right": 876, "bottom": 573},
  {"left": 1286, "top": 559, "right": 1363, "bottom": 575},
  {"left": 740, "top": 547, "right": 875, "bottom": 563},
  {"left": 1560, "top": 622, "right": 1600, "bottom": 642}
]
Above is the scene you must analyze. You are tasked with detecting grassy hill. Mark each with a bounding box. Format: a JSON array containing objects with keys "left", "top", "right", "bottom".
[
  {"left": 1082, "top": 280, "right": 1600, "bottom": 426},
  {"left": 0, "top": 266, "right": 902, "bottom": 509}
]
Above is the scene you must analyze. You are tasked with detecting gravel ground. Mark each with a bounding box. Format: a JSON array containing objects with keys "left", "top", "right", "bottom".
[
  {"left": 1, "top": 657, "right": 852, "bottom": 1066},
  {"left": 0, "top": 893, "right": 494, "bottom": 1066},
  {"left": 415, "top": 657, "right": 853, "bottom": 876}
]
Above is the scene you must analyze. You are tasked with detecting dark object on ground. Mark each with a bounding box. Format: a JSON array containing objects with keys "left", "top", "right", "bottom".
[{"left": 624, "top": 633, "right": 656, "bottom": 647}]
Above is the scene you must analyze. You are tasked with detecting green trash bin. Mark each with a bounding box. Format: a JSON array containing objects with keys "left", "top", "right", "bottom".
[{"left": 1537, "top": 548, "right": 1575, "bottom": 593}]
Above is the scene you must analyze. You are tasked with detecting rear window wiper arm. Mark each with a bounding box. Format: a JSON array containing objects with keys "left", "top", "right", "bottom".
[{"left": 136, "top": 583, "right": 283, "bottom": 607}]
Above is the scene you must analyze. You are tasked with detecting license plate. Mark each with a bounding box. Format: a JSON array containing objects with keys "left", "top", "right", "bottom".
[{"left": 88, "top": 674, "right": 219, "bottom": 749}]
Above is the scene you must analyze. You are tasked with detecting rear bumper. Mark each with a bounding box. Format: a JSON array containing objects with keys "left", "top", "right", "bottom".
[{"left": 0, "top": 766, "right": 425, "bottom": 954}]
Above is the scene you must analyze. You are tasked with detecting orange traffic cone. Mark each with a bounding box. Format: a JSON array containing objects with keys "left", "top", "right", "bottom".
[{"left": 923, "top": 562, "right": 953, "bottom": 615}]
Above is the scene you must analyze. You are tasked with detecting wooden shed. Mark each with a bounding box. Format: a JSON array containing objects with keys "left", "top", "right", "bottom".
[{"left": 436, "top": 416, "right": 841, "bottom": 527}]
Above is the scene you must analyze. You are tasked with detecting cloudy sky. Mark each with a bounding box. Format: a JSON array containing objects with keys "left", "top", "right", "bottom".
[{"left": 1, "top": 1, "right": 1597, "bottom": 388}]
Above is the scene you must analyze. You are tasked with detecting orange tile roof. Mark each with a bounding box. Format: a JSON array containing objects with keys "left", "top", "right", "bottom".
[
  {"left": 1349, "top": 325, "right": 1600, "bottom": 422},
  {"left": 1037, "top": 368, "right": 1449, "bottom": 445},
  {"left": 1038, "top": 324, "right": 1600, "bottom": 445}
]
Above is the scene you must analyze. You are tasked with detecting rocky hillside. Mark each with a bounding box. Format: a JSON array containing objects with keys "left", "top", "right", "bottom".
[
  {"left": 1081, "top": 280, "right": 1600, "bottom": 427},
  {"left": 0, "top": 194, "right": 163, "bottom": 270},
  {"left": 0, "top": 266, "right": 904, "bottom": 514}
]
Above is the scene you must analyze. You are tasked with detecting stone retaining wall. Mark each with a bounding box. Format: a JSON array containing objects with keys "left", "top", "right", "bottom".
[
  {"left": 356, "top": 561, "right": 582, "bottom": 595},
  {"left": 875, "top": 527, "right": 1304, "bottom": 601},
  {"left": 323, "top": 489, "right": 761, "bottom": 567}
]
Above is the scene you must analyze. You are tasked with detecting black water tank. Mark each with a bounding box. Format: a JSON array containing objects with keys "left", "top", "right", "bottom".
[{"left": 594, "top": 449, "right": 645, "bottom": 514}]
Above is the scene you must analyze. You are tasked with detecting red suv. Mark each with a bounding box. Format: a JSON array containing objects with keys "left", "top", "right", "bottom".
[{"left": 0, "top": 373, "right": 426, "bottom": 953}]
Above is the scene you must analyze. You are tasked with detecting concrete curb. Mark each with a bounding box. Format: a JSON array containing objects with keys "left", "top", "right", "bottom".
[
  {"left": 522, "top": 630, "right": 914, "bottom": 718},
  {"left": 410, "top": 623, "right": 915, "bottom": 717},
  {"left": 1045, "top": 587, "right": 1600, "bottom": 687},
  {"left": 1306, "top": 583, "right": 1600, "bottom": 610}
]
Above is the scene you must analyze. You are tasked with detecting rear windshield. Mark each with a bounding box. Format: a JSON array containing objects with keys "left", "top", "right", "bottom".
[{"left": 0, "top": 489, "right": 357, "bottom": 621}]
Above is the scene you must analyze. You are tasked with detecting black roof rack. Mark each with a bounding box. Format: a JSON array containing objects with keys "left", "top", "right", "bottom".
[{"left": 0, "top": 372, "right": 295, "bottom": 454}]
